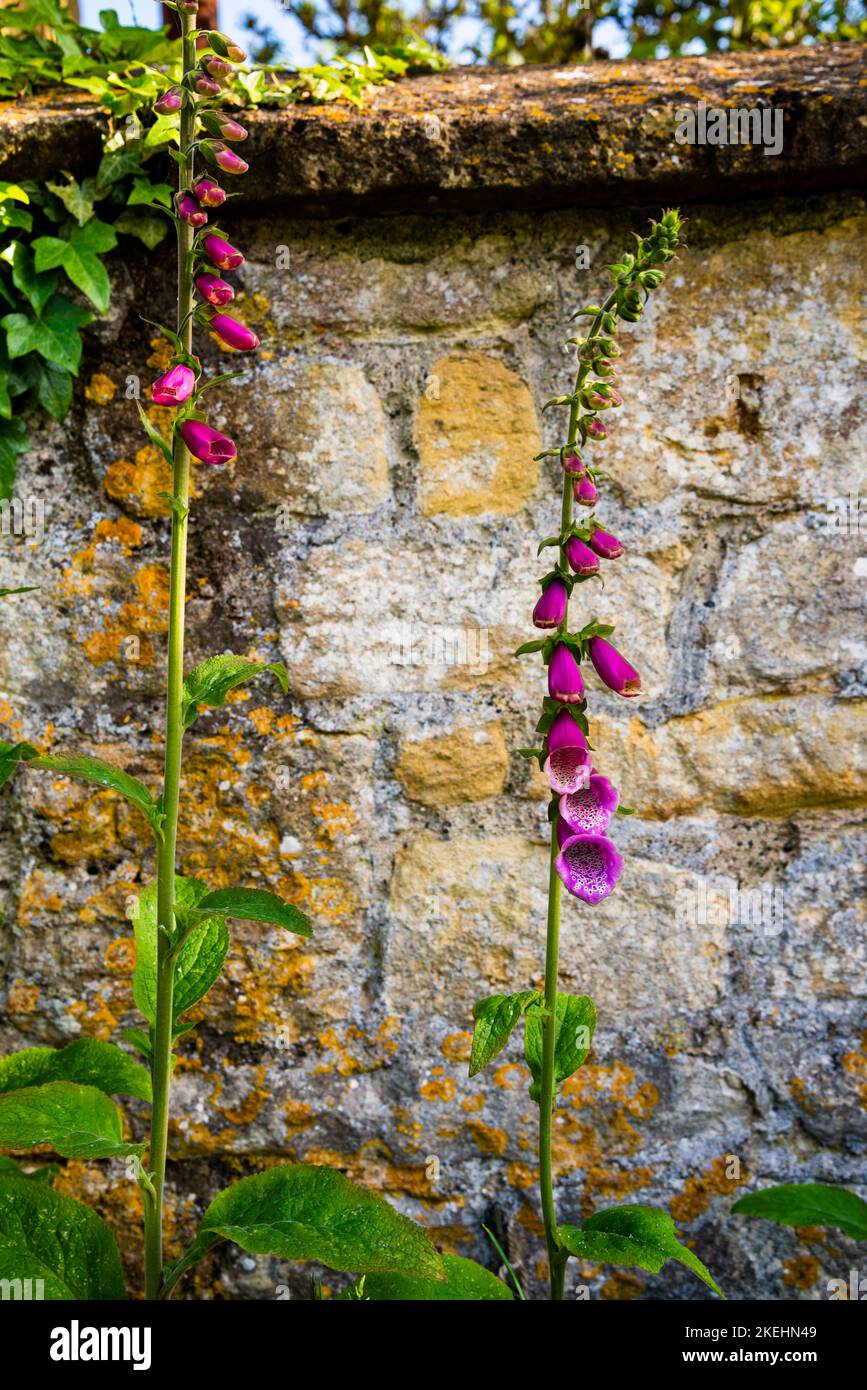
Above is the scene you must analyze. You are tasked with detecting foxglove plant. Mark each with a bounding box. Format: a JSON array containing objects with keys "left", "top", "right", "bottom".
[{"left": 468, "top": 211, "right": 724, "bottom": 1301}]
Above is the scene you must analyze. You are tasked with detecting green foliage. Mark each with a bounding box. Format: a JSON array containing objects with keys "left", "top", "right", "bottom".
[
  {"left": 524, "top": 993, "right": 596, "bottom": 1102},
  {"left": 131, "top": 875, "right": 229, "bottom": 1027},
  {"left": 181, "top": 654, "right": 289, "bottom": 729},
  {"left": 559, "top": 1205, "right": 723, "bottom": 1296},
  {"left": 732, "top": 1183, "right": 867, "bottom": 1241},
  {"left": 0, "top": 1079, "right": 144, "bottom": 1160},
  {"left": 341, "top": 1253, "right": 514, "bottom": 1299},
  {"left": 469, "top": 990, "right": 540, "bottom": 1077},
  {"left": 196, "top": 887, "right": 312, "bottom": 937},
  {"left": 0, "top": 1039, "right": 151, "bottom": 1102},
  {"left": 9, "top": 749, "right": 159, "bottom": 827},
  {"left": 0, "top": 1176, "right": 127, "bottom": 1299}
]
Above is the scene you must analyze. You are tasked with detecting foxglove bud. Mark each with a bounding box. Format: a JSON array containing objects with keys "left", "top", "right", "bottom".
[
  {"left": 225, "top": 43, "right": 247, "bottom": 62},
  {"left": 211, "top": 144, "right": 249, "bottom": 175},
  {"left": 177, "top": 192, "right": 207, "bottom": 228},
  {"left": 548, "top": 644, "right": 584, "bottom": 703},
  {"left": 573, "top": 476, "right": 599, "bottom": 508},
  {"left": 196, "top": 273, "right": 235, "bottom": 307},
  {"left": 561, "top": 449, "right": 584, "bottom": 475},
  {"left": 154, "top": 86, "right": 182, "bottom": 115},
  {"left": 179, "top": 419, "right": 236, "bottom": 465},
  {"left": 193, "top": 178, "right": 226, "bottom": 208},
  {"left": 565, "top": 536, "right": 600, "bottom": 576},
  {"left": 210, "top": 313, "right": 259, "bottom": 352},
  {"left": 585, "top": 418, "right": 608, "bottom": 440},
  {"left": 201, "top": 112, "right": 248, "bottom": 143},
  {"left": 204, "top": 56, "right": 233, "bottom": 80},
  {"left": 588, "top": 636, "right": 641, "bottom": 697},
  {"left": 588, "top": 528, "right": 623, "bottom": 559},
  {"left": 532, "top": 578, "right": 568, "bottom": 629},
  {"left": 202, "top": 234, "right": 244, "bottom": 270},
  {"left": 150, "top": 364, "right": 195, "bottom": 406},
  {"left": 555, "top": 833, "right": 623, "bottom": 904},
  {"left": 194, "top": 75, "right": 222, "bottom": 96}
]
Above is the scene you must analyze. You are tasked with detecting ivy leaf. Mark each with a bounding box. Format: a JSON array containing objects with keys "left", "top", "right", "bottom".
[
  {"left": 469, "top": 991, "right": 540, "bottom": 1078},
  {"left": 0, "top": 1178, "right": 126, "bottom": 1299},
  {"left": 16, "top": 354, "right": 72, "bottom": 421},
  {"left": 2, "top": 294, "right": 93, "bottom": 374},
  {"left": 16, "top": 750, "right": 157, "bottom": 827},
  {"left": 44, "top": 174, "right": 96, "bottom": 226},
  {"left": 196, "top": 887, "right": 312, "bottom": 938},
  {"left": 131, "top": 875, "right": 229, "bottom": 1026},
  {"left": 3, "top": 241, "right": 58, "bottom": 314},
  {"left": 524, "top": 993, "right": 596, "bottom": 1102},
  {"left": 559, "top": 1205, "right": 723, "bottom": 1298},
  {"left": 0, "top": 1081, "right": 144, "bottom": 1160},
  {"left": 182, "top": 654, "right": 289, "bottom": 729},
  {"left": 164, "top": 1165, "right": 445, "bottom": 1293},
  {"left": 0, "top": 1040, "right": 151, "bottom": 1102},
  {"left": 33, "top": 219, "right": 117, "bottom": 314},
  {"left": 341, "top": 1254, "right": 513, "bottom": 1301},
  {"left": 128, "top": 177, "right": 173, "bottom": 209},
  {"left": 731, "top": 1184, "right": 867, "bottom": 1241},
  {"left": 113, "top": 207, "right": 168, "bottom": 250}
]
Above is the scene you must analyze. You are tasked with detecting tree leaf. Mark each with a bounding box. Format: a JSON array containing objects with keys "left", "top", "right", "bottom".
[
  {"left": 524, "top": 993, "right": 596, "bottom": 1101},
  {"left": 166, "top": 1164, "right": 445, "bottom": 1292},
  {"left": 469, "top": 991, "right": 540, "bottom": 1078},
  {"left": 17, "top": 750, "right": 157, "bottom": 827},
  {"left": 0, "top": 1177, "right": 126, "bottom": 1299},
  {"left": 731, "top": 1183, "right": 867, "bottom": 1241},
  {"left": 0, "top": 1081, "right": 143, "bottom": 1160},
  {"left": 559, "top": 1205, "right": 723, "bottom": 1297},
  {"left": 196, "top": 887, "right": 312, "bottom": 938},
  {"left": 0, "top": 1040, "right": 150, "bottom": 1102},
  {"left": 341, "top": 1253, "right": 513, "bottom": 1300},
  {"left": 131, "top": 875, "right": 229, "bottom": 1026},
  {"left": 182, "top": 654, "right": 289, "bottom": 729}
]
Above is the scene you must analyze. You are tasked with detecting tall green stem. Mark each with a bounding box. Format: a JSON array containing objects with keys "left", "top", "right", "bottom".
[{"left": 144, "top": 12, "right": 197, "bottom": 1301}]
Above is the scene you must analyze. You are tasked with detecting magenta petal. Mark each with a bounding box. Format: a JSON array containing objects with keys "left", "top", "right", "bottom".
[
  {"left": 588, "top": 636, "right": 642, "bottom": 698},
  {"left": 179, "top": 419, "right": 236, "bottom": 465},
  {"left": 565, "top": 536, "right": 600, "bottom": 576},
  {"left": 560, "top": 774, "right": 619, "bottom": 835},
  {"left": 589, "top": 528, "right": 624, "bottom": 559},
  {"left": 574, "top": 476, "right": 599, "bottom": 508},
  {"left": 544, "top": 746, "right": 592, "bottom": 795},
  {"left": 546, "top": 709, "right": 588, "bottom": 753},
  {"left": 548, "top": 644, "right": 584, "bottom": 703},
  {"left": 555, "top": 833, "right": 623, "bottom": 904},
  {"left": 532, "top": 578, "right": 567, "bottom": 629}
]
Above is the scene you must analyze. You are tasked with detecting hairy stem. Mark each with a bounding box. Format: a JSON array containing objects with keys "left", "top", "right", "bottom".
[{"left": 144, "top": 11, "right": 196, "bottom": 1302}]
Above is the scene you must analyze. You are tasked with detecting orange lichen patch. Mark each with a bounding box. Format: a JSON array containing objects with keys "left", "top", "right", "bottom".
[
  {"left": 782, "top": 1254, "right": 821, "bottom": 1290},
  {"left": 516, "top": 1202, "right": 545, "bottom": 1236},
  {"left": 82, "top": 562, "right": 170, "bottom": 669},
  {"left": 466, "top": 1118, "right": 508, "bottom": 1155},
  {"left": 302, "top": 1142, "right": 456, "bottom": 1207},
  {"left": 147, "top": 335, "right": 174, "bottom": 373},
  {"left": 440, "top": 1031, "right": 472, "bottom": 1063},
  {"left": 230, "top": 291, "right": 275, "bottom": 345},
  {"left": 789, "top": 1076, "right": 817, "bottom": 1114},
  {"left": 507, "top": 1161, "right": 537, "bottom": 1189},
  {"left": 842, "top": 1035, "right": 867, "bottom": 1108},
  {"left": 104, "top": 937, "right": 136, "bottom": 975},
  {"left": 206, "top": 1064, "right": 270, "bottom": 1126},
  {"left": 284, "top": 1096, "right": 316, "bottom": 1137},
  {"left": 461, "top": 1093, "right": 484, "bottom": 1114},
  {"left": 104, "top": 447, "right": 173, "bottom": 518},
  {"left": 6, "top": 979, "right": 39, "bottom": 1013},
  {"left": 17, "top": 870, "right": 64, "bottom": 925},
  {"left": 85, "top": 373, "right": 117, "bottom": 404},
  {"left": 315, "top": 1018, "right": 400, "bottom": 1077},
  {"left": 67, "top": 989, "right": 122, "bottom": 1039},
  {"left": 600, "top": 1271, "right": 645, "bottom": 1300},
  {"left": 37, "top": 787, "right": 120, "bottom": 864},
  {"left": 671, "top": 1155, "right": 749, "bottom": 1223},
  {"left": 493, "top": 1062, "right": 527, "bottom": 1091},
  {"left": 226, "top": 946, "right": 314, "bottom": 1042},
  {"left": 420, "top": 1076, "right": 456, "bottom": 1102}
]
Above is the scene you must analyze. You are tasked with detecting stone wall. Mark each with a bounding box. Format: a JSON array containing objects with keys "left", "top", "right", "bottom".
[{"left": 1, "top": 46, "right": 865, "bottom": 1300}]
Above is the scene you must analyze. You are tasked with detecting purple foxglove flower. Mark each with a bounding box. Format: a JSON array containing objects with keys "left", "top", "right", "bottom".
[
  {"left": 177, "top": 192, "right": 207, "bottom": 228},
  {"left": 559, "top": 773, "right": 619, "bottom": 836},
  {"left": 548, "top": 643, "right": 584, "bottom": 703},
  {"left": 574, "top": 476, "right": 599, "bottom": 508},
  {"left": 588, "top": 528, "right": 623, "bottom": 559},
  {"left": 195, "top": 75, "right": 222, "bottom": 96},
  {"left": 150, "top": 364, "right": 195, "bottom": 406},
  {"left": 212, "top": 144, "right": 249, "bottom": 175},
  {"left": 561, "top": 449, "right": 584, "bottom": 475},
  {"left": 532, "top": 578, "right": 567, "bottom": 630},
  {"left": 193, "top": 177, "right": 226, "bottom": 208},
  {"left": 555, "top": 833, "right": 623, "bottom": 904},
  {"left": 544, "top": 710, "right": 591, "bottom": 795},
  {"left": 588, "top": 636, "right": 642, "bottom": 698},
  {"left": 179, "top": 419, "right": 236, "bottom": 465},
  {"left": 203, "top": 234, "right": 244, "bottom": 270},
  {"left": 196, "top": 273, "right": 235, "bottom": 307},
  {"left": 154, "top": 86, "right": 182, "bottom": 115},
  {"left": 565, "top": 536, "right": 600, "bottom": 576},
  {"left": 585, "top": 418, "right": 608, "bottom": 440},
  {"left": 210, "top": 313, "right": 260, "bottom": 352}
]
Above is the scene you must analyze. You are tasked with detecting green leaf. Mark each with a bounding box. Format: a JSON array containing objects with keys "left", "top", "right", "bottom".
[
  {"left": 3, "top": 241, "right": 58, "bottom": 314},
  {"left": 559, "top": 1205, "right": 723, "bottom": 1297},
  {"left": 131, "top": 875, "right": 229, "bottom": 1026},
  {"left": 524, "top": 993, "right": 596, "bottom": 1102},
  {"left": 182, "top": 654, "right": 289, "bottom": 729},
  {"left": 0, "top": 586, "right": 37, "bottom": 600},
  {"left": 2, "top": 294, "right": 92, "bottom": 374},
  {"left": 731, "top": 1184, "right": 867, "bottom": 1241},
  {"left": 0, "top": 739, "right": 38, "bottom": 789},
  {"left": 469, "top": 991, "right": 540, "bottom": 1078},
  {"left": 0, "top": 416, "right": 29, "bottom": 497},
  {"left": 44, "top": 175, "right": 95, "bottom": 226},
  {"left": 135, "top": 398, "right": 175, "bottom": 467},
  {"left": 341, "top": 1254, "right": 513, "bottom": 1301},
  {"left": 33, "top": 219, "right": 116, "bottom": 314},
  {"left": 0, "top": 1040, "right": 150, "bottom": 1102},
  {"left": 15, "top": 354, "right": 72, "bottom": 421},
  {"left": 128, "top": 177, "right": 173, "bottom": 209},
  {"left": 196, "top": 887, "right": 312, "bottom": 938},
  {"left": 0, "top": 1081, "right": 143, "bottom": 1160},
  {"left": 0, "top": 1178, "right": 126, "bottom": 1299},
  {"left": 0, "top": 183, "right": 30, "bottom": 205},
  {"left": 17, "top": 751, "right": 157, "bottom": 827},
  {"left": 165, "top": 1164, "right": 445, "bottom": 1291},
  {"left": 113, "top": 207, "right": 168, "bottom": 250},
  {"left": 0, "top": 1155, "right": 57, "bottom": 1184}
]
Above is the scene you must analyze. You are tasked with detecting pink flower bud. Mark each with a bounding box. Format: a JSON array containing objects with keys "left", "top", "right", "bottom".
[
  {"left": 210, "top": 313, "right": 259, "bottom": 352},
  {"left": 532, "top": 578, "right": 568, "bottom": 629},
  {"left": 193, "top": 178, "right": 226, "bottom": 208},
  {"left": 196, "top": 273, "right": 235, "bottom": 307},
  {"left": 202, "top": 234, "right": 244, "bottom": 270},
  {"left": 573, "top": 476, "right": 599, "bottom": 508},
  {"left": 588, "top": 636, "right": 641, "bottom": 698},
  {"left": 150, "top": 364, "right": 195, "bottom": 406},
  {"left": 212, "top": 144, "right": 249, "bottom": 175},
  {"left": 585, "top": 418, "right": 608, "bottom": 440},
  {"left": 154, "top": 86, "right": 182, "bottom": 115},
  {"left": 565, "top": 536, "right": 599, "bottom": 576},
  {"left": 195, "top": 32, "right": 211, "bottom": 50},
  {"left": 548, "top": 644, "right": 584, "bottom": 703},
  {"left": 179, "top": 419, "right": 236, "bottom": 465},
  {"left": 194, "top": 75, "right": 222, "bottom": 96},
  {"left": 204, "top": 56, "right": 233, "bottom": 80},
  {"left": 177, "top": 192, "right": 207, "bottom": 228},
  {"left": 588, "top": 528, "right": 623, "bottom": 559},
  {"left": 215, "top": 118, "right": 248, "bottom": 143},
  {"left": 226, "top": 43, "right": 247, "bottom": 62},
  {"left": 561, "top": 449, "right": 584, "bottom": 474}
]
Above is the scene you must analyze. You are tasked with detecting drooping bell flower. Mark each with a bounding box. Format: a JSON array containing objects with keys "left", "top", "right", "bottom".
[
  {"left": 543, "top": 709, "right": 591, "bottom": 795},
  {"left": 203, "top": 234, "right": 244, "bottom": 270},
  {"left": 574, "top": 476, "right": 599, "bottom": 508},
  {"left": 559, "top": 773, "right": 619, "bottom": 836},
  {"left": 211, "top": 144, "right": 249, "bottom": 176},
  {"left": 177, "top": 192, "right": 207, "bottom": 228},
  {"left": 588, "top": 636, "right": 641, "bottom": 697},
  {"left": 202, "top": 113, "right": 248, "bottom": 143},
  {"left": 179, "top": 419, "right": 236, "bottom": 465},
  {"left": 585, "top": 418, "right": 608, "bottom": 440},
  {"left": 548, "top": 644, "right": 584, "bottom": 703},
  {"left": 588, "top": 528, "right": 623, "bottom": 559},
  {"left": 555, "top": 833, "right": 623, "bottom": 904},
  {"left": 532, "top": 578, "right": 567, "bottom": 630},
  {"left": 561, "top": 449, "right": 584, "bottom": 475},
  {"left": 193, "top": 177, "right": 226, "bottom": 208},
  {"left": 150, "top": 364, "right": 195, "bottom": 406},
  {"left": 210, "top": 313, "right": 259, "bottom": 352},
  {"left": 154, "top": 86, "right": 182, "bottom": 115},
  {"left": 565, "top": 536, "right": 599, "bottom": 576},
  {"left": 196, "top": 273, "right": 235, "bottom": 307}
]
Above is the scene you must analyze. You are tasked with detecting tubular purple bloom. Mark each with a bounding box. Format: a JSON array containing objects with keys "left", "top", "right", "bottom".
[
  {"left": 210, "top": 313, "right": 260, "bottom": 352},
  {"left": 565, "top": 536, "right": 600, "bottom": 576},
  {"left": 588, "top": 528, "right": 624, "bottom": 559},
  {"left": 559, "top": 773, "right": 619, "bottom": 836},
  {"left": 196, "top": 273, "right": 234, "bottom": 307},
  {"left": 213, "top": 144, "right": 249, "bottom": 175},
  {"left": 202, "top": 234, "right": 244, "bottom": 270},
  {"left": 555, "top": 833, "right": 623, "bottom": 904},
  {"left": 561, "top": 449, "right": 584, "bottom": 475},
  {"left": 588, "top": 636, "right": 642, "bottom": 698},
  {"left": 177, "top": 192, "right": 207, "bottom": 228},
  {"left": 179, "top": 419, "right": 236, "bottom": 465},
  {"left": 573, "top": 476, "right": 599, "bottom": 508},
  {"left": 154, "top": 86, "right": 182, "bottom": 115},
  {"left": 193, "top": 178, "right": 226, "bottom": 208},
  {"left": 548, "top": 644, "right": 584, "bottom": 703},
  {"left": 544, "top": 710, "right": 591, "bottom": 795},
  {"left": 150, "top": 364, "right": 195, "bottom": 406},
  {"left": 532, "top": 578, "right": 568, "bottom": 629}
]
